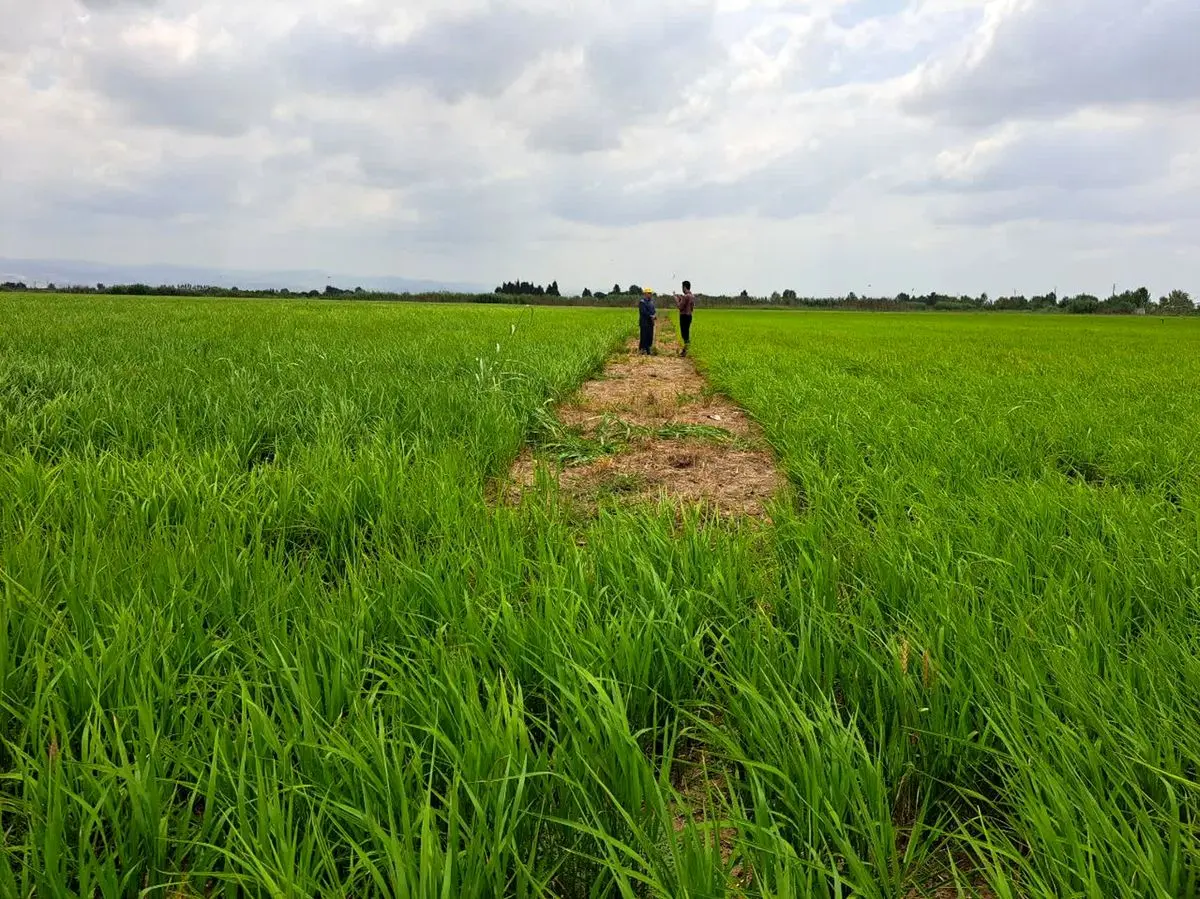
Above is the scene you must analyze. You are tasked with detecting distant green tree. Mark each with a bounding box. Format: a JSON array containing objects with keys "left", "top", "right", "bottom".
[
  {"left": 739, "top": 289, "right": 749, "bottom": 298},
  {"left": 782, "top": 289, "right": 798, "bottom": 300},
  {"left": 1159, "top": 289, "right": 1195, "bottom": 314},
  {"left": 994, "top": 294, "right": 1030, "bottom": 311},
  {"left": 495, "top": 280, "right": 556, "bottom": 296},
  {"left": 1100, "top": 290, "right": 1141, "bottom": 314},
  {"left": 613, "top": 284, "right": 622, "bottom": 296},
  {"left": 581, "top": 288, "right": 592, "bottom": 298},
  {"left": 1066, "top": 294, "right": 1100, "bottom": 314},
  {"left": 627, "top": 284, "right": 642, "bottom": 295}
]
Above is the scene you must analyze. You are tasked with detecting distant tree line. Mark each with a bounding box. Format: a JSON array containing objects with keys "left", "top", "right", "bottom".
[
  {"left": 579, "top": 284, "right": 653, "bottom": 299},
  {"left": 752, "top": 286, "right": 1194, "bottom": 315},
  {"left": 495, "top": 280, "right": 560, "bottom": 297},
  {"left": 0, "top": 281, "right": 380, "bottom": 300},
  {"left": 1, "top": 280, "right": 1194, "bottom": 315}
]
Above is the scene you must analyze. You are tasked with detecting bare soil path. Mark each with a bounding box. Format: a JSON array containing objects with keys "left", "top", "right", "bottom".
[{"left": 504, "top": 313, "right": 784, "bottom": 517}]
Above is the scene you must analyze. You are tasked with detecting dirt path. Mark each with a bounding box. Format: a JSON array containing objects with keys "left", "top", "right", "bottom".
[{"left": 504, "top": 313, "right": 784, "bottom": 517}]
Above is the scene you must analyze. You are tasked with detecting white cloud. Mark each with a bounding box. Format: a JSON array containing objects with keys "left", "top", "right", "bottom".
[
  {"left": 906, "top": 0, "right": 1200, "bottom": 125},
  {"left": 0, "top": 0, "right": 1197, "bottom": 298}
]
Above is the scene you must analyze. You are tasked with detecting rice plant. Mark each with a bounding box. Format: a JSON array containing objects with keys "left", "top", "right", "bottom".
[{"left": 1, "top": 294, "right": 1198, "bottom": 897}]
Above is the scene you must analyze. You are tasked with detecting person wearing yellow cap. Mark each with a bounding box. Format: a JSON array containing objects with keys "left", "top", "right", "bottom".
[{"left": 637, "top": 287, "right": 657, "bottom": 355}]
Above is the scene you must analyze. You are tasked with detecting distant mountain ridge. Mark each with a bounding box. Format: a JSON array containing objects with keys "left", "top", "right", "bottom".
[{"left": 0, "top": 257, "right": 486, "bottom": 294}]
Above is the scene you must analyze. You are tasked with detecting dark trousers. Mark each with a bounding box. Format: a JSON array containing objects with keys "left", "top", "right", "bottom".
[
  {"left": 639, "top": 319, "right": 654, "bottom": 352},
  {"left": 679, "top": 314, "right": 693, "bottom": 345}
]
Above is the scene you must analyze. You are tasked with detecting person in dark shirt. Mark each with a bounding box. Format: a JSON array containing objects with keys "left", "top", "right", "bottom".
[
  {"left": 675, "top": 280, "right": 696, "bottom": 356},
  {"left": 638, "top": 288, "right": 657, "bottom": 355}
]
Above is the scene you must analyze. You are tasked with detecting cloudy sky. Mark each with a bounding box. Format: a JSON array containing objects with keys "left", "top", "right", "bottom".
[{"left": 1, "top": 0, "right": 1197, "bottom": 296}]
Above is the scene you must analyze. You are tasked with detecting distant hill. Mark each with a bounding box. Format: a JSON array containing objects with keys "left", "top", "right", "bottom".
[{"left": 0, "top": 257, "right": 486, "bottom": 294}]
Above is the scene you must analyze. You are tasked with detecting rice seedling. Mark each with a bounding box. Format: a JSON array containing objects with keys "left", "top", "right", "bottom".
[{"left": 1, "top": 294, "right": 1198, "bottom": 897}]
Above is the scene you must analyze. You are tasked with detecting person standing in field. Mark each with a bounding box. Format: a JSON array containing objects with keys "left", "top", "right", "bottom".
[
  {"left": 675, "top": 280, "right": 696, "bottom": 357},
  {"left": 638, "top": 288, "right": 657, "bottom": 355}
]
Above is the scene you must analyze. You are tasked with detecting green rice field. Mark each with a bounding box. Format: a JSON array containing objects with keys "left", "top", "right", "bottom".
[{"left": 2, "top": 293, "right": 1199, "bottom": 897}]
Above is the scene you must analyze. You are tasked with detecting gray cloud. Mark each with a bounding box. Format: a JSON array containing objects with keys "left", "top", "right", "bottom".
[
  {"left": 77, "top": 1, "right": 722, "bottom": 153},
  {"left": 40, "top": 152, "right": 278, "bottom": 220},
  {"left": 908, "top": 0, "right": 1200, "bottom": 126},
  {"left": 911, "top": 123, "right": 1176, "bottom": 195},
  {"left": 299, "top": 116, "right": 491, "bottom": 189},
  {"left": 831, "top": 0, "right": 910, "bottom": 29},
  {"left": 2, "top": 0, "right": 1198, "bottom": 298},
  {"left": 523, "top": 2, "right": 723, "bottom": 155},
  {"left": 550, "top": 140, "right": 867, "bottom": 226},
  {"left": 80, "top": 5, "right": 568, "bottom": 139},
  {"left": 404, "top": 177, "right": 544, "bottom": 244},
  {"left": 284, "top": 7, "right": 567, "bottom": 101},
  {"left": 582, "top": 5, "right": 720, "bottom": 116},
  {"left": 526, "top": 112, "right": 619, "bottom": 155},
  {"left": 90, "top": 56, "right": 278, "bottom": 136},
  {"left": 933, "top": 182, "right": 1200, "bottom": 229},
  {"left": 80, "top": 0, "right": 161, "bottom": 8}
]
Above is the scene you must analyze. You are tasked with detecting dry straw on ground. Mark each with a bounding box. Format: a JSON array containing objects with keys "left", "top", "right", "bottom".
[{"left": 503, "top": 315, "right": 784, "bottom": 517}]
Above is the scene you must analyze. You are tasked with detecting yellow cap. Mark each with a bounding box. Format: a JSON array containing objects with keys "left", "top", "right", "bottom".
[{"left": 643, "top": 287, "right": 654, "bottom": 295}]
